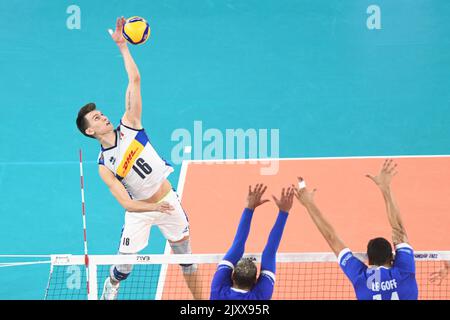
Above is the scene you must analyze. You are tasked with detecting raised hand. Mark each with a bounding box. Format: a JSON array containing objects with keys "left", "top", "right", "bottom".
[
  {"left": 366, "top": 159, "right": 398, "bottom": 192},
  {"left": 108, "top": 16, "right": 127, "bottom": 47},
  {"left": 293, "top": 177, "right": 317, "bottom": 207},
  {"left": 246, "top": 184, "right": 270, "bottom": 210},
  {"left": 272, "top": 187, "right": 295, "bottom": 213}
]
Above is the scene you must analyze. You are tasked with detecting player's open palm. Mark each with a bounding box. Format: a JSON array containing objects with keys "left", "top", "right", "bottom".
[
  {"left": 366, "top": 159, "right": 398, "bottom": 191},
  {"left": 246, "top": 184, "right": 270, "bottom": 210},
  {"left": 293, "top": 177, "right": 316, "bottom": 207},
  {"left": 272, "top": 187, "right": 294, "bottom": 213},
  {"left": 109, "top": 17, "right": 127, "bottom": 47}
]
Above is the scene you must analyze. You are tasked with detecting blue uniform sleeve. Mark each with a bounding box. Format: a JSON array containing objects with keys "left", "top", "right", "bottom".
[
  {"left": 210, "top": 262, "right": 233, "bottom": 300},
  {"left": 393, "top": 243, "right": 415, "bottom": 273},
  {"left": 223, "top": 208, "right": 254, "bottom": 266},
  {"left": 338, "top": 248, "right": 367, "bottom": 285},
  {"left": 261, "top": 211, "right": 288, "bottom": 273},
  {"left": 251, "top": 271, "right": 275, "bottom": 300}
]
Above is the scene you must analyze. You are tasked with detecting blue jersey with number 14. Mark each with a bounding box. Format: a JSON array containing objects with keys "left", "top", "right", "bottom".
[{"left": 338, "top": 243, "right": 418, "bottom": 300}]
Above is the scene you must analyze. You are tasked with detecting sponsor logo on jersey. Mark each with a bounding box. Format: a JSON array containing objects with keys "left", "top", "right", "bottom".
[
  {"left": 117, "top": 146, "right": 141, "bottom": 178},
  {"left": 116, "top": 131, "right": 149, "bottom": 179}
]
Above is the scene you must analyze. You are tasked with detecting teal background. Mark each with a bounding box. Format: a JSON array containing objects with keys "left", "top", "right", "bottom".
[{"left": 0, "top": 0, "right": 449, "bottom": 299}]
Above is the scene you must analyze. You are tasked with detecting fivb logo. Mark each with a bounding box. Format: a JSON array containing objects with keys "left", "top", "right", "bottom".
[{"left": 171, "top": 121, "right": 280, "bottom": 175}]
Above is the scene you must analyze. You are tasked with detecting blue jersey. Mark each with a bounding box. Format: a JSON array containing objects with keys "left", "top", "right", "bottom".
[
  {"left": 210, "top": 209, "right": 288, "bottom": 300},
  {"left": 338, "top": 243, "right": 418, "bottom": 300},
  {"left": 210, "top": 260, "right": 276, "bottom": 300}
]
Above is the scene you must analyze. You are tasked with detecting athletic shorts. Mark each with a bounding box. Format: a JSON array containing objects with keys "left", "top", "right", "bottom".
[{"left": 118, "top": 189, "right": 190, "bottom": 253}]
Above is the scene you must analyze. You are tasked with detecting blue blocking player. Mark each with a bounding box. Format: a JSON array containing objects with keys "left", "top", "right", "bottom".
[
  {"left": 210, "top": 184, "right": 294, "bottom": 300},
  {"left": 294, "top": 160, "right": 418, "bottom": 300}
]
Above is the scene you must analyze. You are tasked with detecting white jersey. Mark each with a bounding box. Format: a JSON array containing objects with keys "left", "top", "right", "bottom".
[{"left": 98, "top": 120, "right": 174, "bottom": 200}]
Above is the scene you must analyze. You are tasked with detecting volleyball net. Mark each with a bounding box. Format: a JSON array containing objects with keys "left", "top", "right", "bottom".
[{"left": 41, "top": 251, "right": 450, "bottom": 300}]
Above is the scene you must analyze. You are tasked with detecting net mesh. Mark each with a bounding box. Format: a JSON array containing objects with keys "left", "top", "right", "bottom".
[{"left": 44, "top": 253, "right": 450, "bottom": 300}]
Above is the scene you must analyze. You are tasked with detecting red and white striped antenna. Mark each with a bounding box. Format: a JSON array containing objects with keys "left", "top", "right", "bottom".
[{"left": 79, "top": 149, "right": 90, "bottom": 297}]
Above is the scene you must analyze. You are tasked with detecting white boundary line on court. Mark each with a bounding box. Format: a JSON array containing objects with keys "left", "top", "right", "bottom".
[
  {"left": 154, "top": 160, "right": 190, "bottom": 300},
  {"left": 0, "top": 155, "right": 448, "bottom": 166},
  {"left": 183, "top": 154, "right": 450, "bottom": 164}
]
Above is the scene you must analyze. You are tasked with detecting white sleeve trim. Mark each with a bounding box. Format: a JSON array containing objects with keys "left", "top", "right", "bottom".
[
  {"left": 260, "top": 270, "right": 276, "bottom": 282},
  {"left": 395, "top": 243, "right": 413, "bottom": 251},
  {"left": 337, "top": 248, "right": 352, "bottom": 264},
  {"left": 218, "top": 260, "right": 234, "bottom": 270}
]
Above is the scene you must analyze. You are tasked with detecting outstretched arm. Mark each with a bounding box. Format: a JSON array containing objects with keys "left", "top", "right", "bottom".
[
  {"left": 294, "top": 178, "right": 346, "bottom": 257},
  {"left": 366, "top": 159, "right": 408, "bottom": 245},
  {"left": 109, "top": 17, "right": 142, "bottom": 129},
  {"left": 260, "top": 187, "right": 294, "bottom": 273},
  {"left": 223, "top": 184, "right": 269, "bottom": 265}
]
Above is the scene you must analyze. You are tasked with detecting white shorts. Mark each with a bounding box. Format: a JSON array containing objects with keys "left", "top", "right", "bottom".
[{"left": 118, "top": 189, "right": 190, "bottom": 253}]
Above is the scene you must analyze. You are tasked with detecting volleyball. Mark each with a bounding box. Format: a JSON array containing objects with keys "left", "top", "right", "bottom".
[{"left": 122, "top": 16, "right": 150, "bottom": 45}]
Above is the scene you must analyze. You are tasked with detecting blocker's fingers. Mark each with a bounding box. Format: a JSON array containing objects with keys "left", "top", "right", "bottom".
[
  {"left": 286, "top": 187, "right": 293, "bottom": 196},
  {"left": 388, "top": 163, "right": 398, "bottom": 174},
  {"left": 382, "top": 159, "right": 389, "bottom": 171},
  {"left": 261, "top": 185, "right": 267, "bottom": 195},
  {"left": 108, "top": 29, "right": 114, "bottom": 36}
]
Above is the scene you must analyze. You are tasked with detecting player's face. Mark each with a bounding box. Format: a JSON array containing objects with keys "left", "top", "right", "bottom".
[{"left": 86, "top": 110, "right": 114, "bottom": 136}]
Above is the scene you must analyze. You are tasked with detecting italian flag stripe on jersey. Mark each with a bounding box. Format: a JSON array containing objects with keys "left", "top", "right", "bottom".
[{"left": 116, "top": 131, "right": 149, "bottom": 179}]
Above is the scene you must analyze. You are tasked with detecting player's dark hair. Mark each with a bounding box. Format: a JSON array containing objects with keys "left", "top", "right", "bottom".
[
  {"left": 76, "top": 103, "right": 97, "bottom": 139},
  {"left": 367, "top": 237, "right": 393, "bottom": 266},
  {"left": 232, "top": 258, "right": 257, "bottom": 289}
]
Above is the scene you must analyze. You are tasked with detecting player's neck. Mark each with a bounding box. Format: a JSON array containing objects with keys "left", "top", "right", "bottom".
[
  {"left": 232, "top": 285, "right": 251, "bottom": 292},
  {"left": 370, "top": 264, "right": 392, "bottom": 268},
  {"left": 98, "top": 130, "right": 117, "bottom": 149}
]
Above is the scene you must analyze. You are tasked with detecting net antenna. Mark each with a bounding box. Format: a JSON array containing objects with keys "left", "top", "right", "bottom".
[{"left": 79, "top": 149, "right": 91, "bottom": 298}]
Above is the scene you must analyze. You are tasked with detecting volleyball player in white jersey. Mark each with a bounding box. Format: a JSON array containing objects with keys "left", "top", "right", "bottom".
[{"left": 76, "top": 17, "right": 202, "bottom": 300}]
